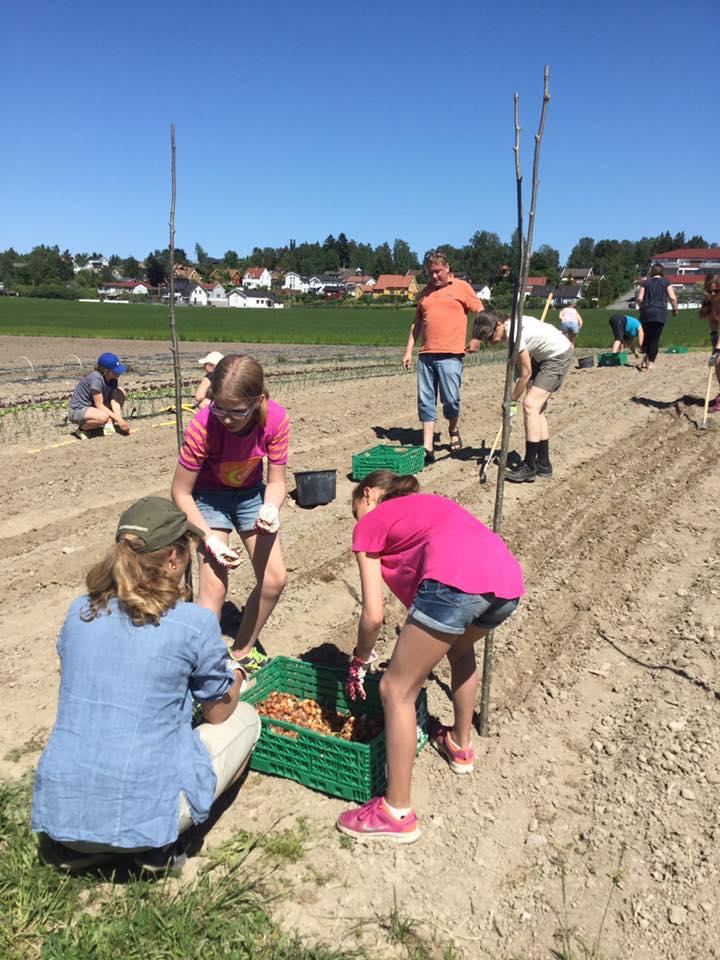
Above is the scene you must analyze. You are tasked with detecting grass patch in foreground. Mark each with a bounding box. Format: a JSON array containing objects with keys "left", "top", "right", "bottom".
[{"left": 0, "top": 776, "right": 358, "bottom": 960}]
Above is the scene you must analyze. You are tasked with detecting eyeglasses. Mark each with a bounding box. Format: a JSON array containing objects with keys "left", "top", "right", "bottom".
[
  {"left": 709, "top": 288, "right": 720, "bottom": 294},
  {"left": 211, "top": 401, "right": 258, "bottom": 421}
]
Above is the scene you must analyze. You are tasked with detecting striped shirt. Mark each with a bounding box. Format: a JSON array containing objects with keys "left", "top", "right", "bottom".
[{"left": 178, "top": 399, "right": 290, "bottom": 491}]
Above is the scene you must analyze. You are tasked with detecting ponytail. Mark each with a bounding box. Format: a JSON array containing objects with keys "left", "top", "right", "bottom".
[
  {"left": 82, "top": 533, "right": 195, "bottom": 626},
  {"left": 351, "top": 470, "right": 420, "bottom": 509}
]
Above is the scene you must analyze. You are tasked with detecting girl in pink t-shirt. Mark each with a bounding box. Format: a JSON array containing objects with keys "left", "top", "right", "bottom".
[
  {"left": 171, "top": 356, "right": 290, "bottom": 675},
  {"left": 336, "top": 471, "right": 524, "bottom": 844}
]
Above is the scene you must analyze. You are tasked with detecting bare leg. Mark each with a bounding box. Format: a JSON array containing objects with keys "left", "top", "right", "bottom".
[
  {"left": 611, "top": 339, "right": 623, "bottom": 354},
  {"left": 422, "top": 421, "right": 435, "bottom": 451},
  {"left": 79, "top": 408, "right": 111, "bottom": 430},
  {"left": 523, "top": 386, "right": 552, "bottom": 443},
  {"left": 380, "top": 620, "right": 453, "bottom": 809},
  {"left": 446, "top": 625, "right": 486, "bottom": 748},
  {"left": 231, "top": 531, "right": 287, "bottom": 658},
  {"left": 197, "top": 529, "right": 230, "bottom": 618}
]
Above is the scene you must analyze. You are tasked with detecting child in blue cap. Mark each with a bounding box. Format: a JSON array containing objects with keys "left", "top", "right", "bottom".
[{"left": 68, "top": 352, "right": 130, "bottom": 436}]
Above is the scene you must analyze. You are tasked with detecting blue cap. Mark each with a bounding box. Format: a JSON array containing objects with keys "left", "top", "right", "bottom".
[{"left": 97, "top": 352, "right": 127, "bottom": 375}]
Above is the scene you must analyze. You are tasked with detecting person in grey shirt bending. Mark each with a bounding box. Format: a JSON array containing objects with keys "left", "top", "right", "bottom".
[{"left": 68, "top": 351, "right": 130, "bottom": 434}]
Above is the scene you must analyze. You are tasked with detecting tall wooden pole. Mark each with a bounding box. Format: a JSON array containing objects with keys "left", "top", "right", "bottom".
[
  {"left": 168, "top": 123, "right": 184, "bottom": 451},
  {"left": 479, "top": 68, "right": 550, "bottom": 737}
]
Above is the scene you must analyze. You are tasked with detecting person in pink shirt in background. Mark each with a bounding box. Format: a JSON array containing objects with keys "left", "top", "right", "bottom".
[
  {"left": 337, "top": 471, "right": 524, "bottom": 844},
  {"left": 171, "top": 355, "right": 290, "bottom": 676}
]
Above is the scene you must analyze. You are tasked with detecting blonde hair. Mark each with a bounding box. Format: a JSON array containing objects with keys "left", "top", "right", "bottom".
[
  {"left": 425, "top": 249, "right": 450, "bottom": 268},
  {"left": 211, "top": 354, "right": 269, "bottom": 428},
  {"left": 82, "top": 532, "right": 196, "bottom": 626},
  {"left": 352, "top": 470, "right": 419, "bottom": 514}
]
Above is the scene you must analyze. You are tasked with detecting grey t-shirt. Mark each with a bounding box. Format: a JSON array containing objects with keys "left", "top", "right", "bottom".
[{"left": 69, "top": 371, "right": 114, "bottom": 412}]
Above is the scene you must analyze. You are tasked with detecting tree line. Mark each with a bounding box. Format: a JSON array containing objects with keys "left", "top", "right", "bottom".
[{"left": 0, "top": 230, "right": 714, "bottom": 304}]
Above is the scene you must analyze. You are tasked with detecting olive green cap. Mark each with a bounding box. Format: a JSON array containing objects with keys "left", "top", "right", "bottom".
[{"left": 116, "top": 496, "right": 205, "bottom": 553}]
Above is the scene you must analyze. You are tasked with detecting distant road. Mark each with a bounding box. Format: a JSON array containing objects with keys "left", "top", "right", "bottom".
[{"left": 606, "top": 288, "right": 636, "bottom": 311}]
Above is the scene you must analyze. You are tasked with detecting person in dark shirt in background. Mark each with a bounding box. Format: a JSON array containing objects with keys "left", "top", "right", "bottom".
[{"left": 636, "top": 266, "right": 678, "bottom": 371}]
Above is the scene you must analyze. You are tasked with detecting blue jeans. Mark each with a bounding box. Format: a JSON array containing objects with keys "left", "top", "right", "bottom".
[
  {"left": 408, "top": 579, "right": 520, "bottom": 636},
  {"left": 416, "top": 354, "right": 463, "bottom": 423}
]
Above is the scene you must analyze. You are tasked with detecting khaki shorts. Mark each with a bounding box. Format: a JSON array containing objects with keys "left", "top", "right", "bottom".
[
  {"left": 178, "top": 703, "right": 260, "bottom": 832},
  {"left": 530, "top": 350, "right": 573, "bottom": 393}
]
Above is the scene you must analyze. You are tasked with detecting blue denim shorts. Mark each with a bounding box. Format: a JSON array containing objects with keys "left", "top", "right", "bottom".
[
  {"left": 408, "top": 579, "right": 519, "bottom": 636},
  {"left": 194, "top": 485, "right": 264, "bottom": 534},
  {"left": 417, "top": 354, "right": 464, "bottom": 423}
]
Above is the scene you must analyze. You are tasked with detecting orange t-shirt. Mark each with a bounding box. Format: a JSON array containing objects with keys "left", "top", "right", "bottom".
[{"left": 415, "top": 278, "right": 484, "bottom": 354}]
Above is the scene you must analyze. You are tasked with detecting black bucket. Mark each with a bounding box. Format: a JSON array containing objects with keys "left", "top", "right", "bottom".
[
  {"left": 293, "top": 469, "right": 337, "bottom": 507},
  {"left": 577, "top": 356, "right": 595, "bottom": 369}
]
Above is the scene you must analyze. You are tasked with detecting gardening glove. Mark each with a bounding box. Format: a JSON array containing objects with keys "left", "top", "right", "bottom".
[
  {"left": 346, "top": 650, "right": 379, "bottom": 701},
  {"left": 510, "top": 401, "right": 518, "bottom": 417},
  {"left": 710, "top": 349, "right": 720, "bottom": 367},
  {"left": 204, "top": 534, "right": 242, "bottom": 568},
  {"left": 256, "top": 503, "right": 280, "bottom": 533}
]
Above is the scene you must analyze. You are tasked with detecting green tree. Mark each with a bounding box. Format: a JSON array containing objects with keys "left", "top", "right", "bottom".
[
  {"left": 223, "top": 249, "right": 240, "bottom": 267},
  {"left": 145, "top": 252, "right": 166, "bottom": 287},
  {"left": 391, "top": 238, "right": 419, "bottom": 275},
  {"left": 566, "top": 236, "right": 595, "bottom": 268},
  {"left": 122, "top": 256, "right": 142, "bottom": 279},
  {"left": 373, "top": 242, "right": 394, "bottom": 276},
  {"left": 529, "top": 244, "right": 560, "bottom": 284}
]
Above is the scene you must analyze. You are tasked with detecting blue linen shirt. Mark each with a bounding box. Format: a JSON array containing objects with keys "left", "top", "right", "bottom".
[{"left": 32, "top": 597, "right": 233, "bottom": 849}]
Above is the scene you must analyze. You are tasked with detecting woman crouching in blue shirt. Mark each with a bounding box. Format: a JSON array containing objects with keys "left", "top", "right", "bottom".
[{"left": 32, "top": 496, "right": 260, "bottom": 874}]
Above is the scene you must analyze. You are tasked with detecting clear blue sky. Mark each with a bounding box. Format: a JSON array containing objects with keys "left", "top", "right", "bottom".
[{"left": 2, "top": 0, "right": 718, "bottom": 263}]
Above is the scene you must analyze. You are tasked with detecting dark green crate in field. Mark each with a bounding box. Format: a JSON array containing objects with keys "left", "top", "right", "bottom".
[
  {"left": 666, "top": 345, "right": 689, "bottom": 354},
  {"left": 597, "top": 351, "right": 628, "bottom": 367},
  {"left": 240, "top": 656, "right": 429, "bottom": 802},
  {"left": 352, "top": 444, "right": 425, "bottom": 481}
]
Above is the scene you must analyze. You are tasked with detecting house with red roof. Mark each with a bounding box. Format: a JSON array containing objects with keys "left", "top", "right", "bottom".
[
  {"left": 372, "top": 274, "right": 419, "bottom": 301},
  {"left": 651, "top": 248, "right": 720, "bottom": 275},
  {"left": 242, "top": 266, "right": 271, "bottom": 289}
]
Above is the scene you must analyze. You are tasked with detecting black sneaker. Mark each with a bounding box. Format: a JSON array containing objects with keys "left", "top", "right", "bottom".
[
  {"left": 424, "top": 449, "right": 436, "bottom": 465},
  {"left": 535, "top": 462, "right": 553, "bottom": 478},
  {"left": 506, "top": 462, "right": 536, "bottom": 483},
  {"left": 134, "top": 843, "right": 187, "bottom": 876}
]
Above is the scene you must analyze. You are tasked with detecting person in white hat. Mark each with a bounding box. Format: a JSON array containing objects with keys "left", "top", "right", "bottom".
[{"left": 195, "top": 351, "right": 224, "bottom": 408}]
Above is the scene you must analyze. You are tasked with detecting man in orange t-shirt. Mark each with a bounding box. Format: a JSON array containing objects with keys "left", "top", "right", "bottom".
[{"left": 402, "top": 250, "right": 484, "bottom": 463}]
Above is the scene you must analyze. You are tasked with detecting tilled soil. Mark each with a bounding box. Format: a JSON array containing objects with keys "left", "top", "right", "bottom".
[{"left": 1, "top": 341, "right": 719, "bottom": 959}]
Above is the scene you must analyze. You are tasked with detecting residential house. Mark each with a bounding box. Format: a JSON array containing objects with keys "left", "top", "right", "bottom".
[
  {"left": 651, "top": 248, "right": 720, "bottom": 276},
  {"left": 372, "top": 274, "right": 419, "bottom": 301},
  {"left": 472, "top": 283, "right": 492, "bottom": 301},
  {"left": 204, "top": 282, "right": 227, "bottom": 305},
  {"left": 283, "top": 271, "right": 311, "bottom": 293},
  {"left": 269, "top": 270, "right": 284, "bottom": 289},
  {"left": 307, "top": 274, "right": 346, "bottom": 296},
  {"left": 560, "top": 266, "right": 593, "bottom": 285},
  {"left": 657, "top": 274, "right": 705, "bottom": 309},
  {"left": 552, "top": 284, "right": 583, "bottom": 306},
  {"left": 523, "top": 276, "right": 547, "bottom": 296},
  {"left": 99, "top": 280, "right": 149, "bottom": 298},
  {"left": 75, "top": 255, "right": 110, "bottom": 273},
  {"left": 227, "top": 268, "right": 243, "bottom": 287},
  {"left": 189, "top": 284, "right": 209, "bottom": 307},
  {"left": 227, "top": 288, "right": 284, "bottom": 309},
  {"left": 352, "top": 283, "right": 376, "bottom": 299},
  {"left": 242, "top": 266, "right": 272, "bottom": 289},
  {"left": 173, "top": 264, "right": 202, "bottom": 283}
]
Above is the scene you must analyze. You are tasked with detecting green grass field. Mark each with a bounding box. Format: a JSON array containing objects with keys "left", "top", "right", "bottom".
[{"left": 0, "top": 296, "right": 710, "bottom": 348}]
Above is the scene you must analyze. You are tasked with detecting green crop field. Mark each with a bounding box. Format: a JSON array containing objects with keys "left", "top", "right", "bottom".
[{"left": 0, "top": 296, "right": 710, "bottom": 348}]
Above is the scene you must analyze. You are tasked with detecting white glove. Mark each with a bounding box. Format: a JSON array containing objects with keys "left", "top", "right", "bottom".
[
  {"left": 204, "top": 534, "right": 242, "bottom": 568},
  {"left": 256, "top": 503, "right": 280, "bottom": 533}
]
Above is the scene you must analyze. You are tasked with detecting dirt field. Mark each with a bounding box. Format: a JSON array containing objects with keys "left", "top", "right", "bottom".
[{"left": 2, "top": 336, "right": 719, "bottom": 959}]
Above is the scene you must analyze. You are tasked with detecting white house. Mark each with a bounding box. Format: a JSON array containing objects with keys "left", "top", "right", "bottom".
[
  {"left": 228, "top": 288, "right": 249, "bottom": 308},
  {"left": 75, "top": 255, "right": 110, "bottom": 273},
  {"left": 99, "top": 280, "right": 148, "bottom": 298},
  {"left": 242, "top": 267, "right": 272, "bottom": 289},
  {"left": 307, "top": 274, "right": 345, "bottom": 295},
  {"left": 205, "top": 282, "right": 226, "bottom": 304},
  {"left": 189, "top": 285, "right": 208, "bottom": 306},
  {"left": 227, "top": 288, "right": 284, "bottom": 309},
  {"left": 283, "top": 271, "right": 310, "bottom": 293},
  {"left": 473, "top": 283, "right": 492, "bottom": 301}
]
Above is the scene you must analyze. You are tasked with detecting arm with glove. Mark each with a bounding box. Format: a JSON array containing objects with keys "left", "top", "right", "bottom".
[
  {"left": 171, "top": 463, "right": 242, "bottom": 567},
  {"left": 256, "top": 462, "right": 287, "bottom": 533},
  {"left": 347, "top": 552, "right": 384, "bottom": 700}
]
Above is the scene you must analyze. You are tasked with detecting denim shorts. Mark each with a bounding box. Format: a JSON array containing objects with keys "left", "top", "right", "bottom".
[
  {"left": 408, "top": 579, "right": 520, "bottom": 636},
  {"left": 194, "top": 485, "right": 264, "bottom": 534},
  {"left": 417, "top": 354, "right": 464, "bottom": 423}
]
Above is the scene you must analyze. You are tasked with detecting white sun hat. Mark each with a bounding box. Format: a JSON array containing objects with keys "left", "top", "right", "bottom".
[{"left": 197, "top": 351, "right": 224, "bottom": 366}]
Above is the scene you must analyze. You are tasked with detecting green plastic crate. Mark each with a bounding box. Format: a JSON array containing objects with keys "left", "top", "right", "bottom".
[
  {"left": 239, "top": 656, "right": 429, "bottom": 802},
  {"left": 351, "top": 444, "right": 425, "bottom": 481},
  {"left": 666, "top": 345, "right": 689, "bottom": 354},
  {"left": 597, "top": 351, "right": 628, "bottom": 367}
]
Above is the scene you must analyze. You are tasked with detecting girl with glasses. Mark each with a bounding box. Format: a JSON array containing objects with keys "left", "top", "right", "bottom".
[
  {"left": 700, "top": 274, "right": 720, "bottom": 413},
  {"left": 172, "top": 355, "right": 290, "bottom": 674}
]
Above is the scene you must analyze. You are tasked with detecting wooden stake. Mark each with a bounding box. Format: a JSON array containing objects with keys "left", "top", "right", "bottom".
[
  {"left": 540, "top": 291, "right": 553, "bottom": 322},
  {"left": 168, "top": 123, "right": 184, "bottom": 452},
  {"left": 479, "top": 67, "right": 550, "bottom": 737}
]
